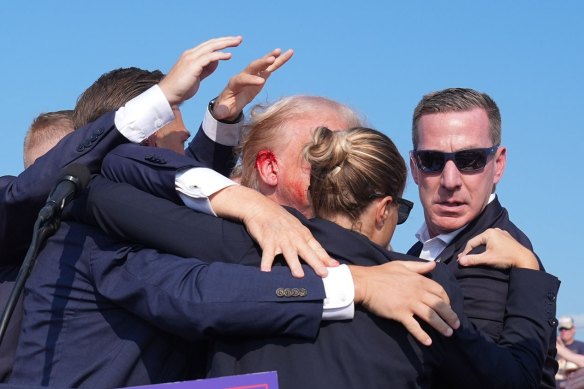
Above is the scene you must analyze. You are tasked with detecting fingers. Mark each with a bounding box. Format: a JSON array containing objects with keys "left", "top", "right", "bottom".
[
  {"left": 261, "top": 244, "right": 305, "bottom": 278},
  {"left": 401, "top": 317, "right": 432, "bottom": 346},
  {"left": 279, "top": 229, "right": 332, "bottom": 278},
  {"left": 399, "top": 260, "right": 436, "bottom": 275},
  {"left": 458, "top": 233, "right": 487, "bottom": 257},
  {"left": 457, "top": 252, "right": 490, "bottom": 267},
  {"left": 265, "top": 49, "right": 294, "bottom": 73},
  {"left": 415, "top": 293, "right": 459, "bottom": 334},
  {"left": 294, "top": 239, "right": 331, "bottom": 278},
  {"left": 352, "top": 261, "right": 459, "bottom": 346},
  {"left": 160, "top": 36, "right": 243, "bottom": 106},
  {"left": 184, "top": 36, "right": 243, "bottom": 58},
  {"left": 245, "top": 48, "right": 293, "bottom": 80}
]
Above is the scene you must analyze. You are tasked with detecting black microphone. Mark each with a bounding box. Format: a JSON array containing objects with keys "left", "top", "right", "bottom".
[{"left": 38, "top": 164, "right": 91, "bottom": 225}]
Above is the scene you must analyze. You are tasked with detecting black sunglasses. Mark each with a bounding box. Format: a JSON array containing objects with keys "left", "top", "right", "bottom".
[
  {"left": 368, "top": 194, "right": 414, "bottom": 225},
  {"left": 411, "top": 145, "right": 499, "bottom": 174}
]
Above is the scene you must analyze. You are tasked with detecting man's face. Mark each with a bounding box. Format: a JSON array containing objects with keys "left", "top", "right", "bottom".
[
  {"left": 151, "top": 108, "right": 190, "bottom": 154},
  {"left": 560, "top": 327, "right": 575, "bottom": 344},
  {"left": 411, "top": 108, "right": 506, "bottom": 237},
  {"left": 270, "top": 109, "right": 349, "bottom": 217}
]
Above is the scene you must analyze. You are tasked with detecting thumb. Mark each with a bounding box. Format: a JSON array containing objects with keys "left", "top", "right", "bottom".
[{"left": 400, "top": 260, "right": 436, "bottom": 274}]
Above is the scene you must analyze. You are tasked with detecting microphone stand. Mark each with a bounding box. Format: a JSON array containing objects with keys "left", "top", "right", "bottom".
[{"left": 0, "top": 211, "right": 61, "bottom": 344}]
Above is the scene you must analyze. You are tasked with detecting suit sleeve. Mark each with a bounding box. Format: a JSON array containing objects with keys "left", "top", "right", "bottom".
[
  {"left": 430, "top": 266, "right": 560, "bottom": 388},
  {"left": 69, "top": 175, "right": 260, "bottom": 265},
  {"left": 0, "top": 111, "right": 124, "bottom": 264},
  {"left": 185, "top": 125, "right": 237, "bottom": 177},
  {"left": 87, "top": 230, "right": 325, "bottom": 340},
  {"left": 101, "top": 143, "right": 203, "bottom": 204}
]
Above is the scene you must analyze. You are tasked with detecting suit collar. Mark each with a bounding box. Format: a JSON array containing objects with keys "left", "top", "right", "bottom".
[{"left": 301, "top": 216, "right": 420, "bottom": 266}]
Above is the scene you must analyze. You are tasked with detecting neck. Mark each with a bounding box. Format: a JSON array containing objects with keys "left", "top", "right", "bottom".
[{"left": 327, "top": 213, "right": 377, "bottom": 242}]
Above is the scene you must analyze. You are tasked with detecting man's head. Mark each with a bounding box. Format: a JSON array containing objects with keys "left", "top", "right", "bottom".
[
  {"left": 73, "top": 67, "right": 164, "bottom": 129},
  {"left": 232, "top": 95, "right": 364, "bottom": 217},
  {"left": 72, "top": 67, "right": 190, "bottom": 154},
  {"left": 23, "top": 110, "right": 74, "bottom": 168},
  {"left": 410, "top": 88, "right": 507, "bottom": 237},
  {"left": 559, "top": 316, "right": 577, "bottom": 345}
]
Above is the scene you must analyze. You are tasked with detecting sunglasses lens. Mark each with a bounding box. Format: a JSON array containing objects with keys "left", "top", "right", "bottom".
[
  {"left": 455, "top": 150, "right": 488, "bottom": 171},
  {"left": 396, "top": 199, "right": 413, "bottom": 225},
  {"left": 414, "top": 146, "right": 496, "bottom": 173},
  {"left": 416, "top": 151, "right": 445, "bottom": 173}
]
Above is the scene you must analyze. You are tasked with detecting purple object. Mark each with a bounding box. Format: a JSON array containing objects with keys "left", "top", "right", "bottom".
[{"left": 123, "top": 371, "right": 278, "bottom": 389}]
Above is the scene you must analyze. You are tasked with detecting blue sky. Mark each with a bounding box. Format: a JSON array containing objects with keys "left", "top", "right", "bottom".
[{"left": 1, "top": 1, "right": 583, "bottom": 329}]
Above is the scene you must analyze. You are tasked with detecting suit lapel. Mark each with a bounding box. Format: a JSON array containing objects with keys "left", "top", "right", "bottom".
[{"left": 407, "top": 241, "right": 423, "bottom": 257}]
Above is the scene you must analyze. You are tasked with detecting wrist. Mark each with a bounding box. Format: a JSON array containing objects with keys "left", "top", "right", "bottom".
[
  {"left": 209, "top": 97, "right": 243, "bottom": 123},
  {"left": 347, "top": 265, "right": 365, "bottom": 304}
]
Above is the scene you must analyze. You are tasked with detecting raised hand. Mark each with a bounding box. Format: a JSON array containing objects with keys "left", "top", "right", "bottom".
[
  {"left": 349, "top": 260, "right": 460, "bottom": 346},
  {"left": 212, "top": 48, "right": 294, "bottom": 121},
  {"left": 159, "top": 36, "right": 243, "bottom": 106},
  {"left": 457, "top": 228, "right": 540, "bottom": 270}
]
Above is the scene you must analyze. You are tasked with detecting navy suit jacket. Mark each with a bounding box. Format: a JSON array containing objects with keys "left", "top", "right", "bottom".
[
  {"left": 407, "top": 198, "right": 558, "bottom": 388},
  {"left": 0, "top": 111, "right": 125, "bottom": 265},
  {"left": 5, "top": 115, "right": 241, "bottom": 387},
  {"left": 75, "top": 146, "right": 560, "bottom": 387},
  {"left": 210, "top": 218, "right": 559, "bottom": 388},
  {"left": 0, "top": 111, "right": 125, "bottom": 382},
  {"left": 9, "top": 215, "right": 325, "bottom": 388}
]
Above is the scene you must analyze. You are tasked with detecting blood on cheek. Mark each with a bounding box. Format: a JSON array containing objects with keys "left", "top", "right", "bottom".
[{"left": 290, "top": 181, "right": 308, "bottom": 204}]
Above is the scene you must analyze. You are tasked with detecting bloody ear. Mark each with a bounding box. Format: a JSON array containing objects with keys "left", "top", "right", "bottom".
[{"left": 256, "top": 150, "right": 279, "bottom": 186}]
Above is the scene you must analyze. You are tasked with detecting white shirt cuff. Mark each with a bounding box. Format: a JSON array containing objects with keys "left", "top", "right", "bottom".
[
  {"left": 202, "top": 106, "right": 244, "bottom": 146},
  {"left": 114, "top": 85, "right": 174, "bottom": 143},
  {"left": 321, "top": 264, "right": 355, "bottom": 320},
  {"left": 176, "top": 167, "right": 238, "bottom": 216}
]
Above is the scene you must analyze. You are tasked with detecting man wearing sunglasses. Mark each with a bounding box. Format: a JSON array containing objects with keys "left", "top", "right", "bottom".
[{"left": 407, "top": 87, "right": 558, "bottom": 388}]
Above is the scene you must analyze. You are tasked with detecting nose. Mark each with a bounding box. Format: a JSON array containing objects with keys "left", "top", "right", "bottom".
[{"left": 440, "top": 160, "right": 462, "bottom": 190}]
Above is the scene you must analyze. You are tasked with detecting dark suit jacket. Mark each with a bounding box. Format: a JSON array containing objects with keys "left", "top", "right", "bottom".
[
  {"left": 79, "top": 179, "right": 559, "bottom": 388},
  {"left": 0, "top": 111, "right": 125, "bottom": 382},
  {"left": 208, "top": 217, "right": 559, "bottom": 388},
  {"left": 408, "top": 198, "right": 558, "bottom": 388},
  {"left": 78, "top": 148, "right": 560, "bottom": 387},
  {"left": 5, "top": 116, "right": 246, "bottom": 387},
  {"left": 0, "top": 111, "right": 124, "bottom": 265},
  {"left": 9, "top": 218, "right": 325, "bottom": 389}
]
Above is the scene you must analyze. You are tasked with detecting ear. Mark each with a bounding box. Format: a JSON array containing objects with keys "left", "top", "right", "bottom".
[
  {"left": 410, "top": 153, "right": 420, "bottom": 185},
  {"left": 256, "top": 150, "right": 279, "bottom": 187},
  {"left": 493, "top": 146, "right": 507, "bottom": 184},
  {"left": 375, "top": 196, "right": 394, "bottom": 229}
]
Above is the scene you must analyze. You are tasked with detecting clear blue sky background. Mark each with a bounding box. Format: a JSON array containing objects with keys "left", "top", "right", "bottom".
[{"left": 1, "top": 2, "right": 583, "bottom": 329}]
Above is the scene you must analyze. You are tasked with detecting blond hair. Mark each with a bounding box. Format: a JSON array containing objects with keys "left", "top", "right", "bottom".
[{"left": 304, "top": 126, "right": 406, "bottom": 224}]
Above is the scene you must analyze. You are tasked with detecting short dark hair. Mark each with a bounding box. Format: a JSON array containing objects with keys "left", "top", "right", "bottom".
[
  {"left": 412, "top": 88, "right": 502, "bottom": 149},
  {"left": 73, "top": 67, "right": 164, "bottom": 129}
]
